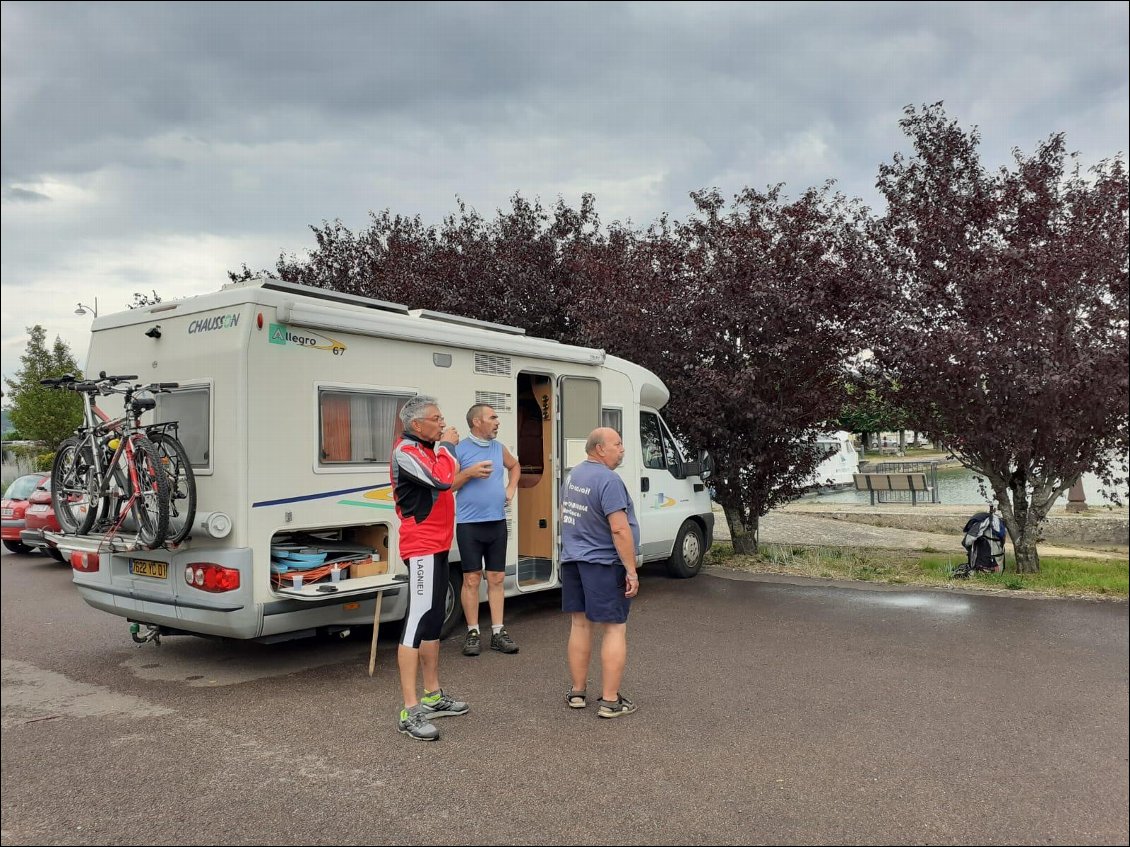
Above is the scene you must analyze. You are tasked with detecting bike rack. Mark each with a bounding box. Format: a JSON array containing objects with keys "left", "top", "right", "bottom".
[{"left": 44, "top": 530, "right": 145, "bottom": 555}]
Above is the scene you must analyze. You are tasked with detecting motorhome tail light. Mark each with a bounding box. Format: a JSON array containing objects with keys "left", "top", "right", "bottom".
[
  {"left": 70, "top": 551, "right": 100, "bottom": 572},
  {"left": 185, "top": 563, "right": 240, "bottom": 593}
]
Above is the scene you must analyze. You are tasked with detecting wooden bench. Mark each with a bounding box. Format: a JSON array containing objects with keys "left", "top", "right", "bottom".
[{"left": 853, "top": 472, "right": 932, "bottom": 505}]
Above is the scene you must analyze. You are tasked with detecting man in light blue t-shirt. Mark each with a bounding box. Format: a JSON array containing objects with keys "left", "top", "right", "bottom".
[
  {"left": 452, "top": 404, "right": 521, "bottom": 656},
  {"left": 559, "top": 427, "right": 641, "bottom": 718}
]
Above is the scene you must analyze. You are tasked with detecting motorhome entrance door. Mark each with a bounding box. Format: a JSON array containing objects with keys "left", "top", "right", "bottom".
[{"left": 558, "top": 376, "right": 601, "bottom": 473}]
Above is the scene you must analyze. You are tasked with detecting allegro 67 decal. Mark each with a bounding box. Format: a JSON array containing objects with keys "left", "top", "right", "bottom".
[{"left": 268, "top": 323, "right": 347, "bottom": 355}]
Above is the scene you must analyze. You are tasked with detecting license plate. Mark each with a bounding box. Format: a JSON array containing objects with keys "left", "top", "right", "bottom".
[
  {"left": 27, "top": 504, "right": 48, "bottom": 513},
  {"left": 130, "top": 559, "right": 168, "bottom": 579},
  {"left": 1, "top": 508, "right": 11, "bottom": 517}
]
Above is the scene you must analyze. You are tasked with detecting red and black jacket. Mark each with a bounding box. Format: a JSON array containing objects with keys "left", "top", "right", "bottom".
[{"left": 391, "top": 432, "right": 458, "bottom": 558}]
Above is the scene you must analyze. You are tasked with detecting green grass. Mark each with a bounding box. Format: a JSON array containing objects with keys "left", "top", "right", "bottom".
[{"left": 705, "top": 543, "right": 1128, "bottom": 599}]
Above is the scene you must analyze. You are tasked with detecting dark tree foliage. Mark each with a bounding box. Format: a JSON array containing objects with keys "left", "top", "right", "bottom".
[
  {"left": 232, "top": 189, "right": 872, "bottom": 553},
  {"left": 231, "top": 194, "right": 607, "bottom": 343},
  {"left": 128, "top": 290, "right": 163, "bottom": 309},
  {"left": 867, "top": 104, "right": 1129, "bottom": 572},
  {"left": 601, "top": 187, "right": 875, "bottom": 552},
  {"left": 4, "top": 326, "right": 83, "bottom": 449}
]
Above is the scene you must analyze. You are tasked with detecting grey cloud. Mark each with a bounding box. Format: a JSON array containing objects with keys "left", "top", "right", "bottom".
[
  {"left": 4, "top": 187, "right": 50, "bottom": 202},
  {"left": 3, "top": 2, "right": 1125, "bottom": 193},
  {"left": 2, "top": 1, "right": 1127, "bottom": 387}
]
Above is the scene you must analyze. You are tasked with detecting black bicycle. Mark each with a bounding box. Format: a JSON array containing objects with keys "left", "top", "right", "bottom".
[{"left": 142, "top": 420, "right": 197, "bottom": 545}]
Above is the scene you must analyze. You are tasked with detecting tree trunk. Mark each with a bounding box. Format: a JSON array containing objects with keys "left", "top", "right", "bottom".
[
  {"left": 1012, "top": 533, "right": 1041, "bottom": 573},
  {"left": 988, "top": 468, "right": 1049, "bottom": 574},
  {"left": 722, "top": 504, "right": 760, "bottom": 554}
]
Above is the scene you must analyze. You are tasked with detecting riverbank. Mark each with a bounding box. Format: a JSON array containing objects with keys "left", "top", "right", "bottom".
[
  {"left": 713, "top": 502, "right": 1128, "bottom": 559},
  {"left": 780, "top": 501, "right": 1130, "bottom": 550},
  {"left": 707, "top": 501, "right": 1129, "bottom": 600}
]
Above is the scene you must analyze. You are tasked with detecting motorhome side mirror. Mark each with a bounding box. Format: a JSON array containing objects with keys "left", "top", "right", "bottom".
[
  {"left": 698, "top": 449, "right": 715, "bottom": 480},
  {"left": 682, "top": 460, "right": 704, "bottom": 477}
]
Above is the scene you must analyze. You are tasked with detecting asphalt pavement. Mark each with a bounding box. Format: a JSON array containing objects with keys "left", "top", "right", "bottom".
[{"left": 1, "top": 547, "right": 1127, "bottom": 845}]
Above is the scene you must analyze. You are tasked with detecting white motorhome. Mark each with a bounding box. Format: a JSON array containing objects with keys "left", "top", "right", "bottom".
[{"left": 52, "top": 279, "right": 713, "bottom": 643}]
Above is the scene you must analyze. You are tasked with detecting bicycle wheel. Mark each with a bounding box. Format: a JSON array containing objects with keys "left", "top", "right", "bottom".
[
  {"left": 148, "top": 432, "right": 197, "bottom": 545},
  {"left": 124, "top": 437, "right": 170, "bottom": 549},
  {"left": 51, "top": 436, "right": 98, "bottom": 535}
]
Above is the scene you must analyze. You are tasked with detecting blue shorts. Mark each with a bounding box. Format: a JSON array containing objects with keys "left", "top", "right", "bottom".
[{"left": 561, "top": 560, "right": 631, "bottom": 624}]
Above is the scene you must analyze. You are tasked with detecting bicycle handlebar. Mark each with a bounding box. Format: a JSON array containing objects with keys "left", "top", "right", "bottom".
[
  {"left": 39, "top": 374, "right": 76, "bottom": 386},
  {"left": 41, "top": 374, "right": 180, "bottom": 404}
]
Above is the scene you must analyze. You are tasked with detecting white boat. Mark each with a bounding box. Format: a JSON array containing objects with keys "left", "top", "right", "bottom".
[{"left": 803, "top": 431, "right": 860, "bottom": 489}]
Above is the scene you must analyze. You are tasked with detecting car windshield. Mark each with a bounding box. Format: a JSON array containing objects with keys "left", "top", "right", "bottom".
[{"left": 3, "top": 475, "right": 42, "bottom": 500}]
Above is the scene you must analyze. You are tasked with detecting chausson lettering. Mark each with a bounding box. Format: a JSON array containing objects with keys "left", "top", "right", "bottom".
[{"left": 188, "top": 313, "right": 241, "bottom": 334}]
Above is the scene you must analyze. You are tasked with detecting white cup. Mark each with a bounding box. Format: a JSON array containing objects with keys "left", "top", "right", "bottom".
[
  {"left": 330, "top": 566, "right": 341, "bottom": 583},
  {"left": 293, "top": 574, "right": 304, "bottom": 589}
]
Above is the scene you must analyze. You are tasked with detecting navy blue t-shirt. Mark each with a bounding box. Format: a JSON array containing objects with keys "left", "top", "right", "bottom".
[{"left": 559, "top": 460, "right": 640, "bottom": 565}]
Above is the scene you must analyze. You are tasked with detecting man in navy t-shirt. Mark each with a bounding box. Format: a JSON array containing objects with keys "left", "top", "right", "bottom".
[
  {"left": 559, "top": 427, "right": 641, "bottom": 718},
  {"left": 452, "top": 404, "right": 521, "bottom": 656}
]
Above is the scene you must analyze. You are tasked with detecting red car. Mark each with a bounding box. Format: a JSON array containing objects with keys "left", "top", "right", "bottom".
[
  {"left": 22, "top": 476, "right": 65, "bottom": 561},
  {"left": 2, "top": 473, "right": 47, "bottom": 554}
]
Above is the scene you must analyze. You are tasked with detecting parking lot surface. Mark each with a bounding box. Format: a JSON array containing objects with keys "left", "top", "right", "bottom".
[{"left": 2, "top": 548, "right": 1127, "bottom": 845}]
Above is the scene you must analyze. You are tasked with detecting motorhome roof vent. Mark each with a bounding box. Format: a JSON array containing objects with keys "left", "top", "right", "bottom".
[
  {"left": 474, "top": 353, "right": 512, "bottom": 376},
  {"left": 475, "top": 390, "right": 512, "bottom": 412}
]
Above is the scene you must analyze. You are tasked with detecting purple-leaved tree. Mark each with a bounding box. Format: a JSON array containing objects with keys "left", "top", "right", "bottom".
[
  {"left": 234, "top": 188, "right": 874, "bottom": 555},
  {"left": 867, "top": 104, "right": 1129, "bottom": 572},
  {"left": 596, "top": 187, "right": 874, "bottom": 553}
]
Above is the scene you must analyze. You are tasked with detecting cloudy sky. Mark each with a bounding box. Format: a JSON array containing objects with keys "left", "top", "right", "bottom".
[{"left": 1, "top": 1, "right": 1127, "bottom": 387}]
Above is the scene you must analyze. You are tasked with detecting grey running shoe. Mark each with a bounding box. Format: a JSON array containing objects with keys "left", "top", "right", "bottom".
[
  {"left": 398, "top": 706, "right": 439, "bottom": 741},
  {"left": 420, "top": 689, "right": 470, "bottom": 718},
  {"left": 597, "top": 693, "right": 638, "bottom": 718},
  {"left": 463, "top": 629, "right": 481, "bottom": 657},
  {"left": 490, "top": 628, "right": 519, "bottom": 654}
]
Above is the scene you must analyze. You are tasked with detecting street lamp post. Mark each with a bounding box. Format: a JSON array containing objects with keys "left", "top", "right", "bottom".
[{"left": 75, "top": 298, "right": 98, "bottom": 318}]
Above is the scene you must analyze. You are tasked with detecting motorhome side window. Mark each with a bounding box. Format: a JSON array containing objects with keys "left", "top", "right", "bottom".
[
  {"left": 602, "top": 407, "right": 622, "bottom": 435},
  {"left": 319, "top": 389, "right": 411, "bottom": 464},
  {"left": 640, "top": 412, "right": 666, "bottom": 469},
  {"left": 155, "top": 386, "right": 210, "bottom": 467}
]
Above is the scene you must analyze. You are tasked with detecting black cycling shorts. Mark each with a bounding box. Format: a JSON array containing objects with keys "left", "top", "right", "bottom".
[
  {"left": 399, "top": 552, "right": 449, "bottom": 648},
  {"left": 456, "top": 520, "right": 508, "bottom": 573}
]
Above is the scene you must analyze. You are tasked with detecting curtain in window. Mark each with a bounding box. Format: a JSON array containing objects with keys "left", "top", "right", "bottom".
[
  {"left": 320, "top": 391, "right": 411, "bottom": 464},
  {"left": 321, "top": 394, "right": 352, "bottom": 461}
]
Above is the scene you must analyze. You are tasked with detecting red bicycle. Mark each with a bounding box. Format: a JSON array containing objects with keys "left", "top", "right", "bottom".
[{"left": 43, "top": 373, "right": 174, "bottom": 549}]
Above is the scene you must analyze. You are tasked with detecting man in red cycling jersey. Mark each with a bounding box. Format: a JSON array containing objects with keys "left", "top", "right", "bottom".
[{"left": 391, "top": 395, "right": 471, "bottom": 742}]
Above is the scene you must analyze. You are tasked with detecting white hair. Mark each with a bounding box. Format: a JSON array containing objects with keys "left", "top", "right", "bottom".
[{"left": 400, "top": 395, "right": 438, "bottom": 430}]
